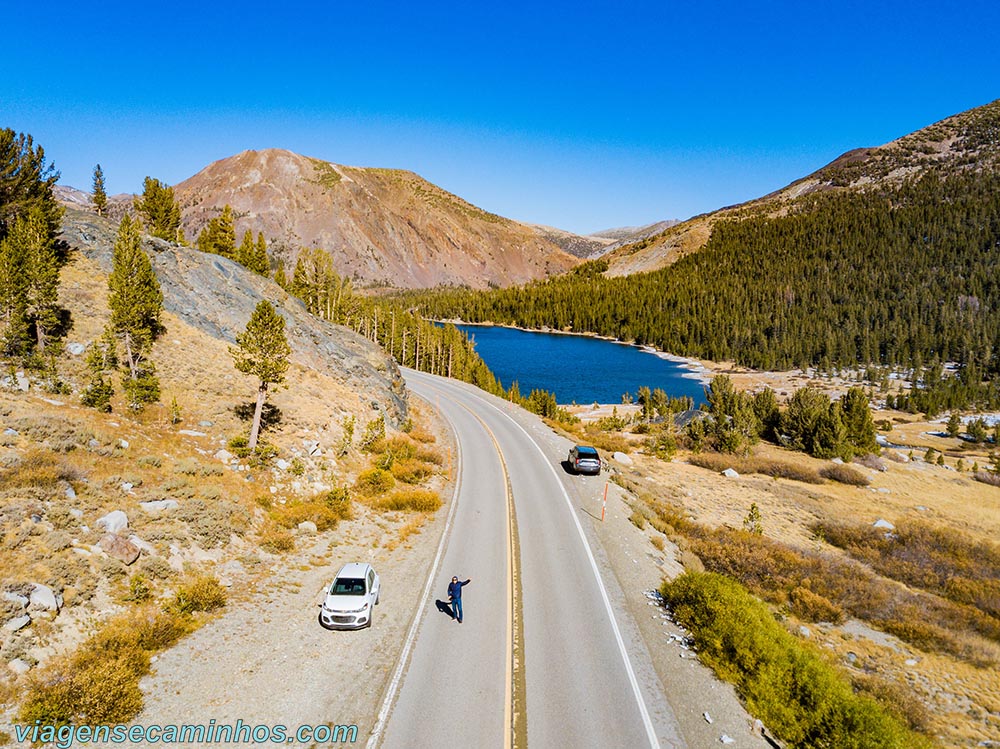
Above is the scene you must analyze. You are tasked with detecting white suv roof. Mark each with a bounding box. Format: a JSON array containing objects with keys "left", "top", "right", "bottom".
[{"left": 336, "top": 562, "right": 370, "bottom": 577}]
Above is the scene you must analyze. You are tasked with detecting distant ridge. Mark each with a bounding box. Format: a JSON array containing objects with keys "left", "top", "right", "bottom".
[{"left": 603, "top": 97, "right": 1000, "bottom": 276}]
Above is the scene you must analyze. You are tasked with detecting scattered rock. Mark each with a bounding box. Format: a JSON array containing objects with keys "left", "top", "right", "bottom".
[
  {"left": 96, "top": 510, "right": 129, "bottom": 533},
  {"left": 138, "top": 499, "right": 179, "bottom": 513},
  {"left": 720, "top": 735, "right": 735, "bottom": 745},
  {"left": 66, "top": 342, "right": 86, "bottom": 355},
  {"left": 703, "top": 712, "right": 713, "bottom": 724},
  {"left": 214, "top": 449, "right": 234, "bottom": 462},
  {"left": 87, "top": 438, "right": 100, "bottom": 449},
  {"left": 2, "top": 427, "right": 17, "bottom": 437},
  {"left": 178, "top": 429, "right": 208, "bottom": 437},
  {"left": 121, "top": 481, "right": 134, "bottom": 492},
  {"left": 118, "top": 438, "right": 130, "bottom": 449},
  {"left": 9, "top": 658, "right": 31, "bottom": 675},
  {"left": 2, "top": 591, "right": 28, "bottom": 608},
  {"left": 99, "top": 534, "right": 141, "bottom": 565},
  {"left": 297, "top": 521, "right": 318, "bottom": 534},
  {"left": 612, "top": 451, "right": 633, "bottom": 466},
  {"left": 831, "top": 457, "right": 844, "bottom": 464},
  {"left": 798, "top": 625, "right": 811, "bottom": 638},
  {"left": 68, "top": 508, "right": 83, "bottom": 519},
  {"left": 29, "top": 583, "right": 61, "bottom": 612},
  {"left": 15, "top": 371, "right": 29, "bottom": 391},
  {"left": 64, "top": 483, "right": 77, "bottom": 500},
  {"left": 4, "top": 614, "right": 31, "bottom": 632},
  {"left": 198, "top": 420, "right": 214, "bottom": 427},
  {"left": 275, "top": 458, "right": 291, "bottom": 471},
  {"left": 128, "top": 535, "right": 157, "bottom": 555},
  {"left": 303, "top": 439, "right": 322, "bottom": 456},
  {"left": 721, "top": 468, "right": 739, "bottom": 479},
  {"left": 872, "top": 518, "right": 895, "bottom": 530}
]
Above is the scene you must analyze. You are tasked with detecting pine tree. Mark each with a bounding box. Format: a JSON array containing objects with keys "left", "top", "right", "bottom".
[
  {"left": 134, "top": 177, "right": 181, "bottom": 242},
  {"left": 841, "top": 387, "right": 878, "bottom": 456},
  {"left": 92, "top": 164, "right": 108, "bottom": 216},
  {"left": 0, "top": 208, "right": 64, "bottom": 361},
  {"left": 107, "top": 214, "right": 163, "bottom": 410},
  {"left": 236, "top": 230, "right": 253, "bottom": 269},
  {"left": 251, "top": 233, "right": 270, "bottom": 275},
  {"left": 273, "top": 261, "right": 288, "bottom": 290},
  {"left": 197, "top": 205, "right": 236, "bottom": 259},
  {"left": 0, "top": 129, "right": 63, "bottom": 246},
  {"left": 230, "top": 300, "right": 291, "bottom": 449},
  {"left": 81, "top": 328, "right": 117, "bottom": 412}
]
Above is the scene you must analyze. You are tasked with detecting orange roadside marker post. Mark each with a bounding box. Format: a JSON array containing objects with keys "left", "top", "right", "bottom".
[{"left": 601, "top": 481, "right": 608, "bottom": 521}]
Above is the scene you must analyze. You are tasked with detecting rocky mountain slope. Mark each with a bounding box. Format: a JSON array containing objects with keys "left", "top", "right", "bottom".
[
  {"left": 604, "top": 97, "right": 1000, "bottom": 277},
  {"left": 171, "top": 149, "right": 581, "bottom": 289},
  {"left": 58, "top": 207, "right": 407, "bottom": 425}
]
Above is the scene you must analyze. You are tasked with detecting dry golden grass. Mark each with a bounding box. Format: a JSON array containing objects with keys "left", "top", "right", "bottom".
[
  {"left": 385, "top": 515, "right": 428, "bottom": 552},
  {"left": 621, "top": 418, "right": 1000, "bottom": 748}
]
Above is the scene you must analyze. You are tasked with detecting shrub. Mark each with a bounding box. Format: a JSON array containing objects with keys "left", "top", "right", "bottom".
[
  {"left": 788, "top": 585, "right": 845, "bottom": 623},
  {"left": 359, "top": 416, "right": 386, "bottom": 453},
  {"left": 819, "top": 464, "right": 870, "bottom": 486},
  {"left": 373, "top": 489, "right": 442, "bottom": 513},
  {"left": 270, "top": 501, "right": 341, "bottom": 532},
  {"left": 974, "top": 470, "right": 1000, "bottom": 488},
  {"left": 687, "top": 453, "right": 823, "bottom": 484},
  {"left": 661, "top": 572, "right": 927, "bottom": 749},
  {"left": 18, "top": 606, "right": 189, "bottom": 726},
  {"left": 853, "top": 453, "right": 886, "bottom": 472},
  {"left": 0, "top": 450, "right": 78, "bottom": 491},
  {"left": 170, "top": 574, "right": 226, "bottom": 614},
  {"left": 321, "top": 486, "right": 354, "bottom": 520},
  {"left": 391, "top": 458, "right": 434, "bottom": 484},
  {"left": 259, "top": 524, "right": 294, "bottom": 552},
  {"left": 355, "top": 468, "right": 395, "bottom": 496}
]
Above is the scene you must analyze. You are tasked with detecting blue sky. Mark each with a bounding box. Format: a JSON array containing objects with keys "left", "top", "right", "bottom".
[{"left": 4, "top": 1, "right": 999, "bottom": 234}]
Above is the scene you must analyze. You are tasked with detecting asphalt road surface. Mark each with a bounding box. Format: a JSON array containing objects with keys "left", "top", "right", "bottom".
[{"left": 373, "top": 370, "right": 685, "bottom": 749}]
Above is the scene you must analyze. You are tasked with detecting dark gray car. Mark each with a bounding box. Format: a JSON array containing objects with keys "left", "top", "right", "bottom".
[{"left": 568, "top": 445, "right": 601, "bottom": 475}]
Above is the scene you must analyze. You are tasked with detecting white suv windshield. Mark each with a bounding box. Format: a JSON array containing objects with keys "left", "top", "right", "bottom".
[{"left": 331, "top": 578, "right": 366, "bottom": 595}]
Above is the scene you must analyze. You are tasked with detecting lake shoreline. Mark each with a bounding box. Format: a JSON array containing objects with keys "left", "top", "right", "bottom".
[{"left": 436, "top": 318, "right": 713, "bottom": 386}]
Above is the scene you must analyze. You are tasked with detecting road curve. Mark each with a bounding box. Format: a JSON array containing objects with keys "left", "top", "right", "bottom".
[{"left": 373, "top": 369, "right": 686, "bottom": 748}]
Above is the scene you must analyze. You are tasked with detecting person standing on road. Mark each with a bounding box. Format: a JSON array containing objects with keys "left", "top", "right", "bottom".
[{"left": 448, "top": 576, "right": 471, "bottom": 623}]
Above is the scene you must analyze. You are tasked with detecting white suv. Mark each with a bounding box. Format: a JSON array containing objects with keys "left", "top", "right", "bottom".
[{"left": 319, "top": 563, "right": 380, "bottom": 630}]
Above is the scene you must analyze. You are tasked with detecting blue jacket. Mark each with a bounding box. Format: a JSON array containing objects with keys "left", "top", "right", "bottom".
[{"left": 448, "top": 579, "right": 470, "bottom": 600}]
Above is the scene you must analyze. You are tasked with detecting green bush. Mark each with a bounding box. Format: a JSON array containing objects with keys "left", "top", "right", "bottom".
[
  {"left": 355, "top": 467, "right": 395, "bottom": 496},
  {"left": 661, "top": 572, "right": 928, "bottom": 749}
]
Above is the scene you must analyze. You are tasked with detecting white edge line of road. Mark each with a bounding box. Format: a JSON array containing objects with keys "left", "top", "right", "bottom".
[
  {"left": 478, "top": 389, "right": 663, "bottom": 749},
  {"left": 365, "top": 391, "right": 465, "bottom": 749}
]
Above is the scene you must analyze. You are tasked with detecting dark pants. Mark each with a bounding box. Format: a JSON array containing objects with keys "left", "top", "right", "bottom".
[{"left": 452, "top": 597, "right": 463, "bottom": 622}]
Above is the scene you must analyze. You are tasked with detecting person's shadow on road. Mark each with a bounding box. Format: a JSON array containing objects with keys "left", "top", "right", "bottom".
[{"left": 435, "top": 599, "right": 455, "bottom": 619}]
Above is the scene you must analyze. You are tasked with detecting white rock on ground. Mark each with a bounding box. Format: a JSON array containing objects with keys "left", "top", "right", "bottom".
[
  {"left": 96, "top": 509, "right": 129, "bottom": 532},
  {"left": 721, "top": 468, "right": 739, "bottom": 478},
  {"left": 4, "top": 614, "right": 31, "bottom": 632},
  {"left": 29, "top": 583, "right": 61, "bottom": 612}
]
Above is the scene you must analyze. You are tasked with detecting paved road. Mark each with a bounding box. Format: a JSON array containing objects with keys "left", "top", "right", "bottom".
[{"left": 374, "top": 370, "right": 685, "bottom": 749}]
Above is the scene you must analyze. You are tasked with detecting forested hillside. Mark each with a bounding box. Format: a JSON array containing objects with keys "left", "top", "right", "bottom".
[{"left": 408, "top": 169, "right": 1000, "bottom": 410}]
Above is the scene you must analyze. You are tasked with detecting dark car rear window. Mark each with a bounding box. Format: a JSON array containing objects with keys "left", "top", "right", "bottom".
[{"left": 577, "top": 447, "right": 599, "bottom": 458}]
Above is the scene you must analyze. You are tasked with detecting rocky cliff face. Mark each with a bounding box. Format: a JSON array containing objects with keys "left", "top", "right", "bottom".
[
  {"left": 58, "top": 207, "right": 407, "bottom": 425},
  {"left": 172, "top": 149, "right": 580, "bottom": 289}
]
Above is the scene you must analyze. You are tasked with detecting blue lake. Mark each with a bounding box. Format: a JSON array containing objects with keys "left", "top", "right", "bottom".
[{"left": 453, "top": 324, "right": 709, "bottom": 406}]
